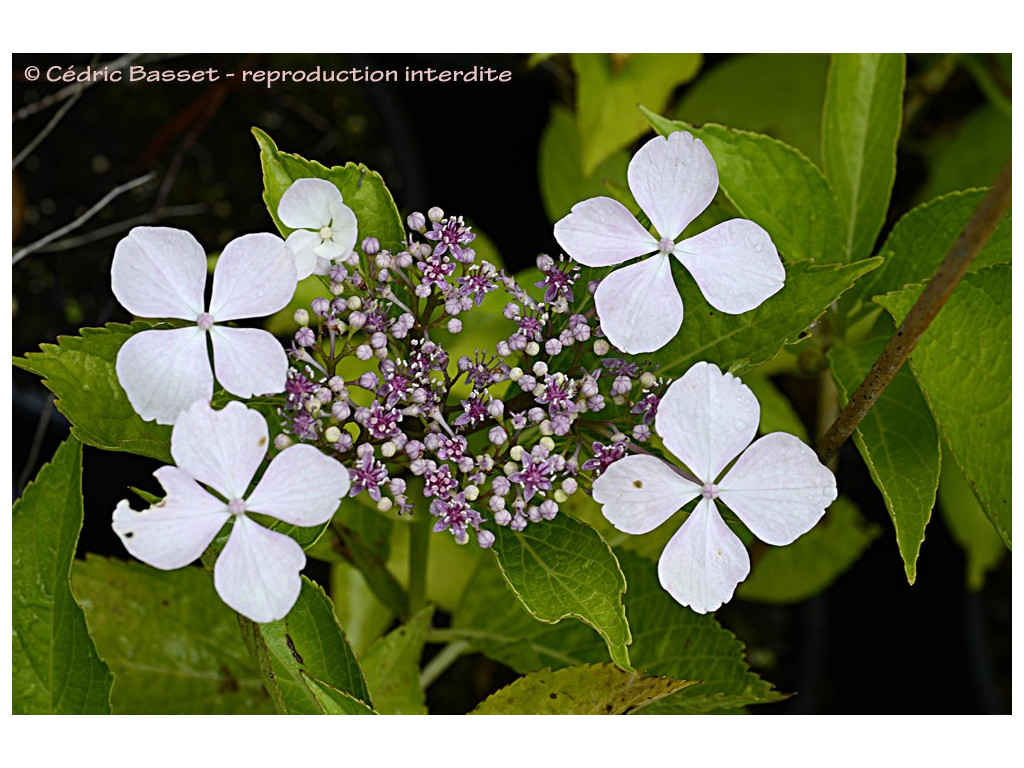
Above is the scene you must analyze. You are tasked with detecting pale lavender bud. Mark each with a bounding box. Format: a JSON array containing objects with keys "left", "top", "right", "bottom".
[
  {"left": 486, "top": 398, "right": 504, "bottom": 418},
  {"left": 348, "top": 310, "right": 367, "bottom": 330},
  {"left": 424, "top": 433, "right": 442, "bottom": 451},
  {"left": 427, "top": 206, "right": 444, "bottom": 223},
  {"left": 476, "top": 530, "right": 495, "bottom": 549},
  {"left": 536, "top": 253, "right": 554, "bottom": 271},
  {"left": 551, "top": 414, "right": 572, "bottom": 436},
  {"left": 559, "top": 330, "right": 574, "bottom": 347},
  {"left": 334, "top": 432, "right": 354, "bottom": 452},
  {"left": 489, "top": 426, "right": 507, "bottom": 445},
  {"left": 494, "top": 508, "right": 512, "bottom": 526},
  {"left": 580, "top": 377, "right": 599, "bottom": 397},
  {"left": 588, "top": 280, "right": 599, "bottom": 295},
  {"left": 329, "top": 376, "right": 347, "bottom": 393},
  {"left": 410, "top": 458, "right": 429, "bottom": 475},
  {"left": 518, "top": 374, "right": 537, "bottom": 392},
  {"left": 355, "top": 344, "right": 372, "bottom": 360},
  {"left": 405, "top": 440, "right": 425, "bottom": 460},
  {"left": 397, "top": 251, "right": 414, "bottom": 269},
  {"left": 496, "top": 340, "right": 512, "bottom": 357},
  {"left": 503, "top": 302, "right": 520, "bottom": 320},
  {"left": 358, "top": 372, "right": 378, "bottom": 390},
  {"left": 311, "top": 297, "right": 330, "bottom": 316},
  {"left": 370, "top": 331, "right": 388, "bottom": 350},
  {"left": 314, "top": 387, "right": 333, "bottom": 404},
  {"left": 593, "top": 339, "right": 610, "bottom": 355},
  {"left": 273, "top": 434, "right": 292, "bottom": 450},
  {"left": 540, "top": 499, "right": 559, "bottom": 520},
  {"left": 415, "top": 283, "right": 431, "bottom": 298},
  {"left": 447, "top": 318, "right": 462, "bottom": 333},
  {"left": 332, "top": 401, "right": 351, "bottom": 420},
  {"left": 492, "top": 476, "right": 511, "bottom": 497},
  {"left": 295, "top": 327, "right": 315, "bottom": 347},
  {"left": 362, "top": 236, "right": 381, "bottom": 255},
  {"left": 545, "top": 338, "right": 563, "bottom": 356},
  {"left": 527, "top": 506, "right": 542, "bottom": 523},
  {"left": 329, "top": 264, "right": 348, "bottom": 283},
  {"left": 510, "top": 514, "right": 527, "bottom": 531},
  {"left": 632, "top": 424, "right": 651, "bottom": 441},
  {"left": 528, "top": 407, "right": 545, "bottom": 423},
  {"left": 407, "top": 212, "right": 426, "bottom": 232},
  {"left": 457, "top": 456, "right": 475, "bottom": 473},
  {"left": 611, "top": 375, "right": 632, "bottom": 397},
  {"left": 562, "top": 477, "right": 578, "bottom": 496},
  {"left": 587, "top": 394, "right": 606, "bottom": 412}
]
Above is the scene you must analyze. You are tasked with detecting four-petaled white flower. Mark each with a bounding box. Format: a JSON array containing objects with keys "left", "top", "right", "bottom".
[
  {"left": 278, "top": 178, "right": 358, "bottom": 278},
  {"left": 112, "top": 226, "right": 298, "bottom": 425},
  {"left": 112, "top": 400, "right": 351, "bottom": 623},
  {"left": 553, "top": 131, "right": 786, "bottom": 354},
  {"left": 592, "top": 361, "right": 836, "bottom": 613}
]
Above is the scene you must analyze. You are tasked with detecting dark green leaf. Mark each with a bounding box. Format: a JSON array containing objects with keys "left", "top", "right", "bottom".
[
  {"left": 470, "top": 663, "right": 694, "bottom": 715},
  {"left": 253, "top": 127, "right": 404, "bottom": 252},
  {"left": 361, "top": 606, "right": 433, "bottom": 714},
  {"left": 72, "top": 557, "right": 273, "bottom": 714},
  {"left": 822, "top": 54, "right": 905, "bottom": 261},
  {"left": 642, "top": 108, "right": 845, "bottom": 265},
  {"left": 300, "top": 672, "right": 377, "bottom": 714},
  {"left": 13, "top": 323, "right": 172, "bottom": 462},
  {"left": 491, "top": 514, "right": 632, "bottom": 671},
  {"left": 829, "top": 336, "right": 941, "bottom": 582},
  {"left": 13, "top": 438, "right": 113, "bottom": 714},
  {"left": 920, "top": 104, "right": 1011, "bottom": 201}
]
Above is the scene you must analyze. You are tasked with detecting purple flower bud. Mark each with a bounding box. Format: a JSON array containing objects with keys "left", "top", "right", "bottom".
[
  {"left": 496, "top": 340, "right": 512, "bottom": 357},
  {"left": 476, "top": 530, "right": 495, "bottom": 549},
  {"left": 611, "top": 374, "right": 633, "bottom": 397},
  {"left": 528, "top": 407, "right": 545, "bottom": 423},
  {"left": 370, "top": 331, "right": 388, "bottom": 350},
  {"left": 489, "top": 426, "right": 507, "bottom": 445},
  {"left": 332, "top": 401, "right": 351, "bottom": 420},
  {"left": 632, "top": 424, "right": 651, "bottom": 441},
  {"left": 355, "top": 344, "right": 372, "bottom": 360},
  {"left": 561, "top": 477, "right": 578, "bottom": 495},
  {"left": 545, "top": 338, "right": 563, "bottom": 356},
  {"left": 358, "top": 372, "right": 379, "bottom": 390},
  {"left": 311, "top": 297, "right": 330, "bottom": 317},
  {"left": 362, "top": 236, "right": 380, "bottom": 255},
  {"left": 405, "top": 440, "right": 425, "bottom": 460},
  {"left": 329, "top": 264, "right": 348, "bottom": 283},
  {"left": 407, "top": 212, "right": 426, "bottom": 232},
  {"left": 427, "top": 207, "right": 444, "bottom": 223},
  {"left": 295, "top": 327, "right": 316, "bottom": 347},
  {"left": 539, "top": 499, "right": 559, "bottom": 521},
  {"left": 447, "top": 318, "right": 462, "bottom": 333},
  {"left": 494, "top": 508, "right": 511, "bottom": 526},
  {"left": 348, "top": 311, "right": 366, "bottom": 330},
  {"left": 491, "top": 475, "right": 511, "bottom": 497},
  {"left": 510, "top": 514, "right": 527, "bottom": 532}
]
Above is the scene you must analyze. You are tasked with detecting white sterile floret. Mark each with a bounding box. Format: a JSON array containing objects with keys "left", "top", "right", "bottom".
[
  {"left": 592, "top": 361, "right": 836, "bottom": 613},
  {"left": 112, "top": 400, "right": 350, "bottom": 623},
  {"left": 553, "top": 131, "right": 785, "bottom": 354},
  {"left": 111, "top": 226, "right": 298, "bottom": 425},
  {"left": 278, "top": 178, "right": 358, "bottom": 278}
]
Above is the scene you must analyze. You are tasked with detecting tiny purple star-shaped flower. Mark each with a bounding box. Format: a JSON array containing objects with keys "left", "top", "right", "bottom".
[
  {"left": 553, "top": 131, "right": 785, "bottom": 354},
  {"left": 592, "top": 362, "right": 836, "bottom": 614},
  {"left": 112, "top": 400, "right": 350, "bottom": 623}
]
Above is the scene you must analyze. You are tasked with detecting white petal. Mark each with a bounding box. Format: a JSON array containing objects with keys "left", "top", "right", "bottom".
[
  {"left": 111, "top": 227, "right": 207, "bottom": 320},
  {"left": 246, "top": 444, "right": 351, "bottom": 527},
  {"left": 657, "top": 498, "right": 750, "bottom": 614},
  {"left": 628, "top": 132, "right": 718, "bottom": 241},
  {"left": 171, "top": 400, "right": 268, "bottom": 500},
  {"left": 209, "top": 326, "right": 288, "bottom": 399},
  {"left": 592, "top": 454, "right": 699, "bottom": 534},
  {"left": 675, "top": 219, "right": 785, "bottom": 314},
  {"left": 594, "top": 254, "right": 682, "bottom": 354},
  {"left": 112, "top": 466, "right": 230, "bottom": 569},
  {"left": 214, "top": 515, "right": 305, "bottom": 623},
  {"left": 285, "top": 229, "right": 321, "bottom": 279},
  {"left": 278, "top": 177, "right": 342, "bottom": 230},
  {"left": 656, "top": 362, "right": 759, "bottom": 482},
  {"left": 209, "top": 233, "right": 297, "bottom": 322},
  {"left": 116, "top": 327, "right": 212, "bottom": 425},
  {"left": 326, "top": 199, "right": 358, "bottom": 253},
  {"left": 718, "top": 432, "right": 837, "bottom": 546},
  {"left": 553, "top": 197, "right": 659, "bottom": 267}
]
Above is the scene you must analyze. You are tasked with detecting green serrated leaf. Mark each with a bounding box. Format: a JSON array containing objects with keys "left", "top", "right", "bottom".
[
  {"left": 647, "top": 257, "right": 881, "bottom": 379},
  {"left": 253, "top": 126, "right": 404, "bottom": 252},
  {"left": 361, "top": 606, "right": 433, "bottom": 715},
  {"left": 13, "top": 438, "right": 114, "bottom": 714},
  {"left": 737, "top": 497, "right": 880, "bottom": 602},
  {"left": 642, "top": 108, "right": 845, "bottom": 265},
  {"left": 539, "top": 104, "right": 632, "bottom": 223},
  {"left": 13, "top": 322, "right": 172, "bottom": 462},
  {"left": 875, "top": 266, "right": 1011, "bottom": 548},
  {"left": 255, "top": 576, "right": 373, "bottom": 714},
  {"left": 300, "top": 672, "right": 377, "bottom": 714},
  {"left": 822, "top": 53, "right": 905, "bottom": 262},
  {"left": 574, "top": 53, "right": 702, "bottom": 175},
  {"left": 470, "top": 663, "right": 694, "bottom": 715},
  {"left": 829, "top": 336, "right": 941, "bottom": 582},
  {"left": 72, "top": 557, "right": 273, "bottom": 714},
  {"left": 844, "top": 189, "right": 1012, "bottom": 321},
  {"left": 492, "top": 514, "right": 632, "bottom": 671}
]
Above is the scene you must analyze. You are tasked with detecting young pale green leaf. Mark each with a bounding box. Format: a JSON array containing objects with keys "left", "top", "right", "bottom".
[
  {"left": 737, "top": 497, "right": 880, "bottom": 602},
  {"left": 829, "top": 336, "right": 941, "bottom": 583},
  {"left": 13, "top": 323, "right": 172, "bottom": 463},
  {"left": 300, "top": 672, "right": 377, "bottom": 714},
  {"left": 674, "top": 53, "right": 830, "bottom": 165},
  {"left": 72, "top": 557, "right": 273, "bottom": 714},
  {"left": 647, "top": 257, "right": 881, "bottom": 379},
  {"left": 844, "top": 189, "right": 1012, "bottom": 320},
  {"left": 642, "top": 107, "right": 845, "bottom": 265},
  {"left": 573, "top": 53, "right": 702, "bottom": 175},
  {"left": 360, "top": 606, "right": 434, "bottom": 715},
  {"left": 253, "top": 127, "right": 404, "bottom": 252},
  {"left": 13, "top": 438, "right": 113, "bottom": 714},
  {"left": 470, "top": 663, "right": 694, "bottom": 715},
  {"left": 539, "top": 104, "right": 632, "bottom": 223},
  {"left": 255, "top": 576, "right": 373, "bottom": 714},
  {"left": 876, "top": 266, "right": 1012, "bottom": 548},
  {"left": 492, "top": 514, "right": 632, "bottom": 672},
  {"left": 938, "top": 441, "right": 1008, "bottom": 591},
  {"left": 822, "top": 54, "right": 905, "bottom": 262}
]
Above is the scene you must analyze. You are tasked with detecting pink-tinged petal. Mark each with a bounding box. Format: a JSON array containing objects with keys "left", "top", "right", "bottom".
[
  {"left": 171, "top": 400, "right": 269, "bottom": 500},
  {"left": 628, "top": 132, "right": 718, "bottom": 241},
  {"left": 209, "top": 326, "right": 288, "bottom": 399},
  {"left": 718, "top": 432, "right": 837, "bottom": 546},
  {"left": 657, "top": 498, "right": 750, "bottom": 614},
  {"left": 285, "top": 229, "right": 321, "bottom": 279},
  {"left": 112, "top": 466, "right": 230, "bottom": 569},
  {"left": 111, "top": 227, "right": 207, "bottom": 319},
  {"left": 594, "top": 254, "right": 682, "bottom": 354},
  {"left": 326, "top": 199, "right": 358, "bottom": 253},
  {"left": 116, "top": 327, "right": 212, "bottom": 425},
  {"left": 278, "top": 177, "right": 342, "bottom": 231},
  {"left": 656, "top": 362, "right": 759, "bottom": 482},
  {"left": 214, "top": 516, "right": 305, "bottom": 623},
  {"left": 675, "top": 219, "right": 785, "bottom": 314},
  {"left": 593, "top": 454, "right": 699, "bottom": 534},
  {"left": 209, "top": 233, "right": 296, "bottom": 322},
  {"left": 247, "top": 444, "right": 351, "bottom": 527},
  {"left": 553, "top": 197, "right": 659, "bottom": 267}
]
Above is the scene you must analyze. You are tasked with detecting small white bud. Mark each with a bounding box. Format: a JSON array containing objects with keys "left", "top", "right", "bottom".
[
  {"left": 324, "top": 426, "right": 342, "bottom": 443},
  {"left": 293, "top": 308, "right": 310, "bottom": 326}
]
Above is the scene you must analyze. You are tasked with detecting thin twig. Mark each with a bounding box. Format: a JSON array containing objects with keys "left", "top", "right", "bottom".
[
  {"left": 12, "top": 53, "right": 141, "bottom": 122},
  {"left": 12, "top": 172, "right": 156, "bottom": 265},
  {"left": 816, "top": 158, "right": 1012, "bottom": 465},
  {"left": 33, "top": 203, "right": 208, "bottom": 253},
  {"left": 12, "top": 87, "right": 82, "bottom": 169},
  {"left": 16, "top": 397, "right": 56, "bottom": 496}
]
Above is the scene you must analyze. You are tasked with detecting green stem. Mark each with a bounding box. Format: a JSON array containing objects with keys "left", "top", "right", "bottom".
[{"left": 420, "top": 640, "right": 470, "bottom": 690}]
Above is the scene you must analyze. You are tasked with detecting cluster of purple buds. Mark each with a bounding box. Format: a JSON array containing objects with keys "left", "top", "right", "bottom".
[{"left": 276, "top": 209, "right": 673, "bottom": 549}]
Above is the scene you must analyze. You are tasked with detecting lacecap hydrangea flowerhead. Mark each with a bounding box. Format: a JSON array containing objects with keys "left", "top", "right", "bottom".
[
  {"left": 553, "top": 130, "right": 785, "bottom": 354},
  {"left": 593, "top": 361, "right": 837, "bottom": 613}
]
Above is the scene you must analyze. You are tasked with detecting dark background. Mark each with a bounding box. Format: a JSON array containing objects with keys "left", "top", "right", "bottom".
[{"left": 12, "top": 52, "right": 1011, "bottom": 714}]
